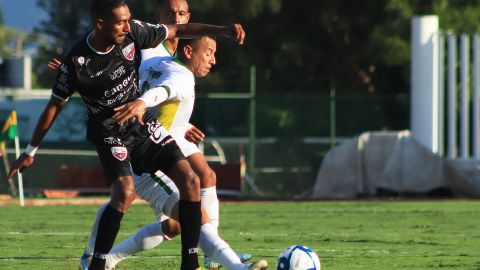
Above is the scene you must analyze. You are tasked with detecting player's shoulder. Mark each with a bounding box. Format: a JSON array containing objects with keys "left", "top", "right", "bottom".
[
  {"left": 130, "top": 19, "right": 166, "bottom": 34},
  {"left": 62, "top": 33, "right": 91, "bottom": 67}
]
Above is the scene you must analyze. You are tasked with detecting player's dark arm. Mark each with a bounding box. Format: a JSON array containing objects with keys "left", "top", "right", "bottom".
[
  {"left": 7, "top": 96, "right": 66, "bottom": 178},
  {"left": 166, "top": 23, "right": 245, "bottom": 45},
  {"left": 113, "top": 86, "right": 169, "bottom": 125}
]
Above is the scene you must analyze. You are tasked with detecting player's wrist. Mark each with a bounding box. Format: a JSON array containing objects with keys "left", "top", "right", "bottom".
[{"left": 24, "top": 144, "right": 38, "bottom": 157}]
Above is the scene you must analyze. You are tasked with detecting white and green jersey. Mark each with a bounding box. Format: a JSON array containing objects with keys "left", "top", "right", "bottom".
[
  {"left": 139, "top": 42, "right": 174, "bottom": 79},
  {"left": 139, "top": 57, "right": 195, "bottom": 139}
]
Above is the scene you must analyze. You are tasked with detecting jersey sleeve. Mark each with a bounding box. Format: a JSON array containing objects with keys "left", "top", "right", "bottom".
[
  {"left": 51, "top": 59, "right": 76, "bottom": 101},
  {"left": 157, "top": 73, "right": 194, "bottom": 101},
  {"left": 130, "top": 20, "right": 168, "bottom": 50}
]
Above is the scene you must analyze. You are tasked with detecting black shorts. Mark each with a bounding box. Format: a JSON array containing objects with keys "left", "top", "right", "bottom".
[{"left": 95, "top": 120, "right": 185, "bottom": 184}]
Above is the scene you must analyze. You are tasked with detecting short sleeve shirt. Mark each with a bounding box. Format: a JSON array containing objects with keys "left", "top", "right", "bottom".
[{"left": 52, "top": 20, "right": 168, "bottom": 141}]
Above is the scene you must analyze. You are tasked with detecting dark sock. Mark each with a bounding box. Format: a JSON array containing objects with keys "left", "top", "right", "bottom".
[
  {"left": 179, "top": 200, "right": 201, "bottom": 270},
  {"left": 89, "top": 204, "right": 124, "bottom": 270}
]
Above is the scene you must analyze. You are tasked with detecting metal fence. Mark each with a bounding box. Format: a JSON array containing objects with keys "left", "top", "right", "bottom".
[
  {"left": 438, "top": 32, "right": 480, "bottom": 159},
  {"left": 0, "top": 93, "right": 407, "bottom": 198}
]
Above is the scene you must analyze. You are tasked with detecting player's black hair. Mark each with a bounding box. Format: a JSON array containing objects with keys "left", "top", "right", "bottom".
[
  {"left": 90, "top": 0, "right": 127, "bottom": 20},
  {"left": 177, "top": 36, "right": 215, "bottom": 53}
]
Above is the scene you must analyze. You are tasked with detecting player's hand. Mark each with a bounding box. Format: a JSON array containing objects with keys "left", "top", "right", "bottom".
[
  {"left": 47, "top": 58, "right": 62, "bottom": 73},
  {"left": 185, "top": 124, "right": 205, "bottom": 143},
  {"left": 7, "top": 154, "right": 34, "bottom": 179},
  {"left": 113, "top": 100, "right": 147, "bottom": 125},
  {"left": 224, "top": 24, "right": 245, "bottom": 45}
]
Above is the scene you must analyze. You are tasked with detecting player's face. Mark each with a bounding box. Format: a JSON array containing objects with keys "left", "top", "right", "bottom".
[
  {"left": 103, "top": 5, "right": 132, "bottom": 45},
  {"left": 190, "top": 37, "right": 216, "bottom": 78},
  {"left": 157, "top": 0, "right": 190, "bottom": 24}
]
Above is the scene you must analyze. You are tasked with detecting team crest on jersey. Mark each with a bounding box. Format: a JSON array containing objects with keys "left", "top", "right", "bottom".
[
  {"left": 122, "top": 43, "right": 135, "bottom": 61},
  {"left": 111, "top": 146, "right": 127, "bottom": 161}
]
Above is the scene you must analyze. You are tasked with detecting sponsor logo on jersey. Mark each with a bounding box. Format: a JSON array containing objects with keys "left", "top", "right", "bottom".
[
  {"left": 90, "top": 69, "right": 107, "bottom": 79},
  {"left": 133, "top": 20, "right": 144, "bottom": 27},
  {"left": 111, "top": 146, "right": 127, "bottom": 161},
  {"left": 148, "top": 67, "right": 163, "bottom": 79},
  {"left": 110, "top": 65, "right": 127, "bottom": 81},
  {"left": 59, "top": 64, "right": 68, "bottom": 74},
  {"left": 122, "top": 43, "right": 135, "bottom": 61},
  {"left": 104, "top": 70, "right": 136, "bottom": 98},
  {"left": 104, "top": 137, "right": 123, "bottom": 145},
  {"left": 59, "top": 74, "right": 68, "bottom": 84}
]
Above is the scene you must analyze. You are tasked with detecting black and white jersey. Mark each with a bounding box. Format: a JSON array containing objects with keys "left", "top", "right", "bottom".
[{"left": 52, "top": 20, "right": 168, "bottom": 141}]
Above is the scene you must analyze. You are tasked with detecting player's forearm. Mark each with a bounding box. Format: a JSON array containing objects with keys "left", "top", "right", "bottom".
[
  {"left": 29, "top": 97, "right": 65, "bottom": 147},
  {"left": 138, "top": 86, "right": 170, "bottom": 107}
]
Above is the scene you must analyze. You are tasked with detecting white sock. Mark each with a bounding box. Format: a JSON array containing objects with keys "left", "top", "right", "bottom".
[
  {"left": 201, "top": 186, "right": 220, "bottom": 228},
  {"left": 105, "top": 222, "right": 166, "bottom": 269},
  {"left": 85, "top": 202, "right": 109, "bottom": 255},
  {"left": 199, "top": 223, "right": 245, "bottom": 270}
]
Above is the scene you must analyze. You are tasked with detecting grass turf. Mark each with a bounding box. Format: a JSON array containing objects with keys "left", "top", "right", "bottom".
[{"left": 0, "top": 200, "right": 479, "bottom": 269}]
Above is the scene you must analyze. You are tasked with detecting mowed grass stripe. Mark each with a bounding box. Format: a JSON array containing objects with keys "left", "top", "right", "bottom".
[{"left": 0, "top": 200, "right": 479, "bottom": 269}]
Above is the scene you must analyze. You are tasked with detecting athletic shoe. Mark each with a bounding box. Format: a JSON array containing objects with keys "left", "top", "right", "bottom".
[
  {"left": 78, "top": 252, "right": 92, "bottom": 270},
  {"left": 204, "top": 252, "right": 252, "bottom": 269},
  {"left": 247, "top": 259, "right": 268, "bottom": 270},
  {"left": 238, "top": 253, "right": 252, "bottom": 263},
  {"left": 204, "top": 255, "right": 221, "bottom": 269}
]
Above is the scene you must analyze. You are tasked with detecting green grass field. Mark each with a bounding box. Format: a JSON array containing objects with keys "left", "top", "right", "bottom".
[{"left": 1, "top": 200, "right": 479, "bottom": 269}]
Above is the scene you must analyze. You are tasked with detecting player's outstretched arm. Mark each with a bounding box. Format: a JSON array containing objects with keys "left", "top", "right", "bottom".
[
  {"left": 7, "top": 96, "right": 66, "bottom": 178},
  {"left": 166, "top": 23, "right": 245, "bottom": 45}
]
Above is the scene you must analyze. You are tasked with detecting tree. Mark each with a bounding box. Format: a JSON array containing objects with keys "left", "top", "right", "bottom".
[{"left": 32, "top": 0, "right": 90, "bottom": 87}]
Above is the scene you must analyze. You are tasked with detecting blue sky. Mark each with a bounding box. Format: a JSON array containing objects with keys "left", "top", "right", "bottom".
[{"left": 0, "top": 0, "right": 47, "bottom": 33}]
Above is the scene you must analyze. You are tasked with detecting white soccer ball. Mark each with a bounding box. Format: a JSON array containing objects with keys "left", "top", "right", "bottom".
[{"left": 276, "top": 245, "right": 321, "bottom": 270}]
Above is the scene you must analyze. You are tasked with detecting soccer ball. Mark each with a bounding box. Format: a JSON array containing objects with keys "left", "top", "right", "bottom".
[{"left": 276, "top": 245, "right": 321, "bottom": 270}]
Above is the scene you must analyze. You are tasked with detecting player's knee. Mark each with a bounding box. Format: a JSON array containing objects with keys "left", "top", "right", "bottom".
[
  {"left": 111, "top": 177, "right": 136, "bottom": 212},
  {"left": 200, "top": 167, "right": 216, "bottom": 188},
  {"left": 184, "top": 171, "right": 200, "bottom": 200},
  {"left": 161, "top": 219, "right": 181, "bottom": 239}
]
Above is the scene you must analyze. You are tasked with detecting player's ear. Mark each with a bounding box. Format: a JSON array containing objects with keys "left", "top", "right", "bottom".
[
  {"left": 183, "top": 44, "right": 193, "bottom": 59},
  {"left": 95, "top": 18, "right": 105, "bottom": 31}
]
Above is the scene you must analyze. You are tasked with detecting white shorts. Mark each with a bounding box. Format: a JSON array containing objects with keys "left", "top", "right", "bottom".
[
  {"left": 134, "top": 171, "right": 180, "bottom": 222},
  {"left": 175, "top": 135, "right": 200, "bottom": 157},
  {"left": 133, "top": 135, "right": 199, "bottom": 222}
]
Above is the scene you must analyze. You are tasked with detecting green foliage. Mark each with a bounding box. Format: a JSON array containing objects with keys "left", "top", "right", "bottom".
[
  {"left": 32, "top": 0, "right": 90, "bottom": 87},
  {"left": 0, "top": 200, "right": 479, "bottom": 269},
  {"left": 31, "top": 0, "right": 480, "bottom": 95}
]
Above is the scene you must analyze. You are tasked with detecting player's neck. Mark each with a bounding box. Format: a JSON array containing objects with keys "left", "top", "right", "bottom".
[
  {"left": 88, "top": 31, "right": 115, "bottom": 53},
  {"left": 164, "top": 38, "right": 179, "bottom": 55}
]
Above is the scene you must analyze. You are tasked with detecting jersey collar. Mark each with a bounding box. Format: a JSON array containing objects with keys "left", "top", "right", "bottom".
[{"left": 87, "top": 31, "right": 115, "bottom": 55}]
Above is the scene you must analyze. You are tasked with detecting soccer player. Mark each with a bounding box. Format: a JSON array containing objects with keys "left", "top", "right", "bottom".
[
  {"left": 7, "top": 1, "right": 245, "bottom": 270},
  {"left": 140, "top": 0, "right": 251, "bottom": 268},
  {"left": 95, "top": 36, "right": 267, "bottom": 270}
]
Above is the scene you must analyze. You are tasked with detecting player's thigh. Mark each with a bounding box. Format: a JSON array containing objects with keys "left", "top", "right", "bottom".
[
  {"left": 131, "top": 134, "right": 185, "bottom": 175},
  {"left": 95, "top": 137, "right": 132, "bottom": 184}
]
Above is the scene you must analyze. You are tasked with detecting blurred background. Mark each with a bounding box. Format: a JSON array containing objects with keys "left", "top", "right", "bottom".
[{"left": 0, "top": 0, "right": 479, "bottom": 200}]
